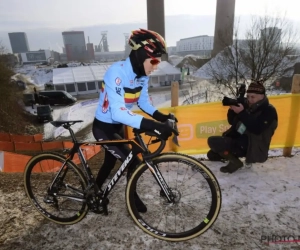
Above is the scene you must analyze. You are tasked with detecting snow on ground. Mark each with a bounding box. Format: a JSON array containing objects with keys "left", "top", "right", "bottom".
[
  {"left": 14, "top": 65, "right": 53, "bottom": 87},
  {"left": 1, "top": 153, "right": 300, "bottom": 249}
]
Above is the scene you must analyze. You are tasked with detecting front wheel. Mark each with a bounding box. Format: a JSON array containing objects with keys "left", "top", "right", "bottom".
[
  {"left": 126, "top": 153, "right": 222, "bottom": 241},
  {"left": 24, "top": 152, "right": 89, "bottom": 225}
]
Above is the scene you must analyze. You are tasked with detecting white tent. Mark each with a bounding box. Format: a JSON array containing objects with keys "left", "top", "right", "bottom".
[
  {"left": 52, "top": 61, "right": 181, "bottom": 95},
  {"left": 52, "top": 64, "right": 111, "bottom": 95}
]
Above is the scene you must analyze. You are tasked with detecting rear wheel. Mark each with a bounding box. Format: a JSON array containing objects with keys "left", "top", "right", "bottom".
[
  {"left": 126, "top": 153, "right": 221, "bottom": 241},
  {"left": 24, "top": 152, "right": 88, "bottom": 224}
]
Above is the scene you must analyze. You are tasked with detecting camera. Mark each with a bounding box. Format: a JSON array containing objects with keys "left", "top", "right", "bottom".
[{"left": 222, "top": 84, "right": 246, "bottom": 107}]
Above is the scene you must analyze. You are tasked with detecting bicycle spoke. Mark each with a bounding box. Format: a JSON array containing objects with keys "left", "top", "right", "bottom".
[
  {"left": 24, "top": 153, "right": 88, "bottom": 224},
  {"left": 126, "top": 153, "right": 222, "bottom": 241}
]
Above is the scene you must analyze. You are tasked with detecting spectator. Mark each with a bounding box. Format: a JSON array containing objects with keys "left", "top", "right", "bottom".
[{"left": 207, "top": 80, "right": 278, "bottom": 173}]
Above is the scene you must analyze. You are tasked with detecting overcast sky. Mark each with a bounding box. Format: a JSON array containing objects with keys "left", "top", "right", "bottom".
[{"left": 0, "top": 0, "right": 300, "bottom": 52}]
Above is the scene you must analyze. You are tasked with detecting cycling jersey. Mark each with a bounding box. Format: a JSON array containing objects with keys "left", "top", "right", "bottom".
[{"left": 95, "top": 57, "right": 156, "bottom": 128}]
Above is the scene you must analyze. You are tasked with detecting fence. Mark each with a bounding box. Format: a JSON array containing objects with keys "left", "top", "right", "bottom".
[
  {"left": 126, "top": 90, "right": 300, "bottom": 155},
  {"left": 0, "top": 144, "right": 101, "bottom": 172},
  {"left": 0, "top": 131, "right": 101, "bottom": 172},
  {"left": 0, "top": 133, "right": 43, "bottom": 143}
]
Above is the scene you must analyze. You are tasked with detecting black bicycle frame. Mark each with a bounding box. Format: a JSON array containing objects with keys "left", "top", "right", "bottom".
[
  {"left": 65, "top": 138, "right": 145, "bottom": 198},
  {"left": 52, "top": 124, "right": 175, "bottom": 205}
]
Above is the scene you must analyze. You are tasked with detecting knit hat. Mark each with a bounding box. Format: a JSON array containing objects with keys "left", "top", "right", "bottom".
[{"left": 246, "top": 80, "right": 266, "bottom": 95}]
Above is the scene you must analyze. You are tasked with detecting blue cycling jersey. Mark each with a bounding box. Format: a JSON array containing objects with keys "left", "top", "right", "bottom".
[{"left": 95, "top": 57, "right": 157, "bottom": 128}]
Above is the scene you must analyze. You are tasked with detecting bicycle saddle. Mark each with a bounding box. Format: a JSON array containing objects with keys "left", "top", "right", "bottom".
[{"left": 50, "top": 120, "right": 83, "bottom": 127}]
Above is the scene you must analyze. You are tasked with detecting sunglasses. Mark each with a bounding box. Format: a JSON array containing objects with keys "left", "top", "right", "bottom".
[
  {"left": 150, "top": 58, "right": 161, "bottom": 65},
  {"left": 147, "top": 54, "right": 161, "bottom": 65}
]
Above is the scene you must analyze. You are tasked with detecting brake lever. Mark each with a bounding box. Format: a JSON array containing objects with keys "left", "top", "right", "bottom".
[{"left": 168, "top": 113, "right": 180, "bottom": 147}]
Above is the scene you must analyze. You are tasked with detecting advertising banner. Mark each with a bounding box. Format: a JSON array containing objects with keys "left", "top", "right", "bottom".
[{"left": 126, "top": 94, "right": 300, "bottom": 155}]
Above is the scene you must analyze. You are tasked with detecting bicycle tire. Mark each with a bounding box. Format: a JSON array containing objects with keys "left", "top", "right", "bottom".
[
  {"left": 24, "top": 152, "right": 89, "bottom": 225},
  {"left": 126, "top": 152, "right": 222, "bottom": 241}
]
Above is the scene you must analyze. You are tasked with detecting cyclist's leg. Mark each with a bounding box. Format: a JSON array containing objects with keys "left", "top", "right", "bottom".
[
  {"left": 108, "top": 127, "right": 146, "bottom": 212},
  {"left": 93, "top": 119, "right": 125, "bottom": 188},
  {"left": 95, "top": 149, "right": 118, "bottom": 189},
  {"left": 92, "top": 119, "right": 146, "bottom": 212},
  {"left": 93, "top": 120, "right": 141, "bottom": 185}
]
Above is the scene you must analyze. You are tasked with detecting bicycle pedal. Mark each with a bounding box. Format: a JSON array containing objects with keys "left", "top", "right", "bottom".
[
  {"left": 90, "top": 207, "right": 104, "bottom": 214},
  {"left": 43, "top": 195, "right": 55, "bottom": 204}
]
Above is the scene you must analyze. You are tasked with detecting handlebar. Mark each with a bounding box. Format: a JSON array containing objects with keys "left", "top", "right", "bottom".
[{"left": 132, "top": 113, "right": 179, "bottom": 160}]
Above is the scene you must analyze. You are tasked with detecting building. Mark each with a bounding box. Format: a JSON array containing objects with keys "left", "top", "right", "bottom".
[
  {"left": 260, "top": 27, "right": 282, "bottom": 46},
  {"left": 94, "top": 51, "right": 125, "bottom": 62},
  {"left": 167, "top": 46, "right": 177, "bottom": 56},
  {"left": 18, "top": 50, "right": 60, "bottom": 65},
  {"left": 212, "top": 0, "right": 236, "bottom": 57},
  {"left": 95, "top": 31, "right": 109, "bottom": 52},
  {"left": 87, "top": 43, "right": 95, "bottom": 60},
  {"left": 8, "top": 32, "right": 30, "bottom": 53},
  {"left": 176, "top": 35, "right": 214, "bottom": 57},
  {"left": 62, "top": 31, "right": 87, "bottom": 61}
]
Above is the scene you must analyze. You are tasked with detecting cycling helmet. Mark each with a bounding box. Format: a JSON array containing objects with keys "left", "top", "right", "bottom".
[{"left": 128, "top": 28, "right": 167, "bottom": 57}]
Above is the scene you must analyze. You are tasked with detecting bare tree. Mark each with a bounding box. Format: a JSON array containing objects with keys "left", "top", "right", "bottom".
[
  {"left": 241, "top": 15, "right": 298, "bottom": 81},
  {"left": 203, "top": 13, "right": 299, "bottom": 97},
  {"left": 203, "top": 18, "right": 249, "bottom": 97}
]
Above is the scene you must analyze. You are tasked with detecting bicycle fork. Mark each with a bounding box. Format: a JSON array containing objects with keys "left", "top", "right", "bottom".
[{"left": 144, "top": 160, "right": 175, "bottom": 203}]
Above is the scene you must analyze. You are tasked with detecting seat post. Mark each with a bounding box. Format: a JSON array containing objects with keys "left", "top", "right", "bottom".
[
  {"left": 63, "top": 125, "right": 77, "bottom": 143},
  {"left": 70, "top": 128, "right": 78, "bottom": 143}
]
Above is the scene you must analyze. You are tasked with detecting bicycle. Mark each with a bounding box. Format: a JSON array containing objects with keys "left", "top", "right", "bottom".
[{"left": 24, "top": 118, "right": 222, "bottom": 241}]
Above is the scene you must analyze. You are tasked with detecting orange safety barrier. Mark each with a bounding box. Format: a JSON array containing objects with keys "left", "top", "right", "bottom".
[
  {"left": 0, "top": 133, "right": 43, "bottom": 142},
  {"left": 41, "top": 141, "right": 64, "bottom": 151},
  {"left": 0, "top": 141, "right": 14, "bottom": 151},
  {"left": 0, "top": 133, "right": 44, "bottom": 143},
  {"left": 10, "top": 134, "right": 39, "bottom": 143},
  {"left": 14, "top": 142, "right": 43, "bottom": 152},
  {"left": 33, "top": 134, "right": 44, "bottom": 142},
  {"left": 2, "top": 151, "right": 31, "bottom": 172},
  {"left": 63, "top": 141, "right": 74, "bottom": 149},
  {"left": 0, "top": 133, "right": 10, "bottom": 142},
  {"left": 0, "top": 140, "right": 74, "bottom": 152},
  {"left": 1, "top": 145, "right": 101, "bottom": 173}
]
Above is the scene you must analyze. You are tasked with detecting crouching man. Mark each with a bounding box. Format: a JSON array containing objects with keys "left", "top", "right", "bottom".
[{"left": 207, "top": 80, "right": 278, "bottom": 173}]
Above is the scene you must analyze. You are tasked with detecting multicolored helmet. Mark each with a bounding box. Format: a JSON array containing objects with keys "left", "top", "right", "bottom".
[{"left": 128, "top": 28, "right": 167, "bottom": 56}]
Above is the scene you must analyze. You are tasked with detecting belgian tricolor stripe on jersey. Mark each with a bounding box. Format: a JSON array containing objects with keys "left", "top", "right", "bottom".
[
  {"left": 124, "top": 86, "right": 142, "bottom": 103},
  {"left": 101, "top": 81, "right": 105, "bottom": 92}
]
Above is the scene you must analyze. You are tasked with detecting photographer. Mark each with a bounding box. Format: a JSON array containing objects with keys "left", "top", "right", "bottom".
[{"left": 207, "top": 80, "right": 278, "bottom": 173}]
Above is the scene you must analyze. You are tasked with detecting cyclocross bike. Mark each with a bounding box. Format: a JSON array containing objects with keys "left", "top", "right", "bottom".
[{"left": 24, "top": 118, "right": 222, "bottom": 241}]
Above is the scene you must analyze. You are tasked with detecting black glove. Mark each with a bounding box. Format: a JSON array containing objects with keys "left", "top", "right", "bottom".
[
  {"left": 140, "top": 118, "right": 178, "bottom": 140},
  {"left": 152, "top": 110, "right": 178, "bottom": 123}
]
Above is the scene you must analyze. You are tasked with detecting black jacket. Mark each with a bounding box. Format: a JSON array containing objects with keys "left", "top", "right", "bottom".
[{"left": 224, "top": 97, "right": 278, "bottom": 163}]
